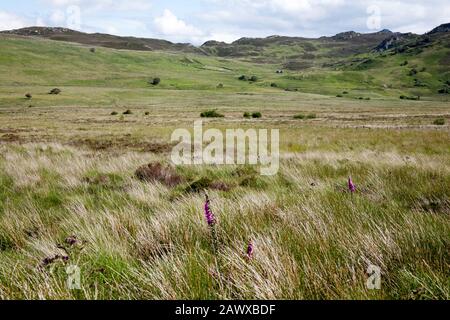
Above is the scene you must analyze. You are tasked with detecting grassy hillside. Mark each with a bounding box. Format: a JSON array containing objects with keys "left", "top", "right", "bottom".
[{"left": 0, "top": 32, "right": 449, "bottom": 109}]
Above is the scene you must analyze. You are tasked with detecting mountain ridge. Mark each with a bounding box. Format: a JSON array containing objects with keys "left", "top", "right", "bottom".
[{"left": 1, "top": 23, "right": 448, "bottom": 68}]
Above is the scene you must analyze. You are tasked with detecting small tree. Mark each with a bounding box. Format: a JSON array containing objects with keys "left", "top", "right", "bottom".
[
  {"left": 433, "top": 118, "right": 445, "bottom": 125},
  {"left": 49, "top": 88, "right": 61, "bottom": 95},
  {"left": 150, "top": 78, "right": 161, "bottom": 86}
]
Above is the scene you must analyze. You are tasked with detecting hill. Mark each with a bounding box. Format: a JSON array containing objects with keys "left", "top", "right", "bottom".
[
  {"left": 201, "top": 29, "right": 403, "bottom": 67},
  {"left": 0, "top": 27, "right": 205, "bottom": 54},
  {"left": 0, "top": 23, "right": 449, "bottom": 102}
]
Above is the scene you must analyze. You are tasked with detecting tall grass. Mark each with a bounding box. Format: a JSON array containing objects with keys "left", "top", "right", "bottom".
[{"left": 0, "top": 143, "right": 448, "bottom": 299}]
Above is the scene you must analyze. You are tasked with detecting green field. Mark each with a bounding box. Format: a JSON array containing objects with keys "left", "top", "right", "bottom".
[{"left": 0, "top": 34, "right": 449, "bottom": 300}]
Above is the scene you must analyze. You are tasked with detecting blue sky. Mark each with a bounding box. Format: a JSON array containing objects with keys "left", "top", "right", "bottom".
[{"left": 0, "top": 0, "right": 449, "bottom": 45}]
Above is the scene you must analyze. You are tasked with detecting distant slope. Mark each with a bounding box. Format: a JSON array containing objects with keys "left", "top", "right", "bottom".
[
  {"left": 0, "top": 27, "right": 205, "bottom": 54},
  {"left": 0, "top": 23, "right": 448, "bottom": 101},
  {"left": 200, "top": 29, "right": 410, "bottom": 69}
]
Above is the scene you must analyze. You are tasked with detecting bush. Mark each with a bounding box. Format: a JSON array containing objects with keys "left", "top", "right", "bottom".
[
  {"left": 90, "top": 48, "right": 96, "bottom": 53},
  {"left": 400, "top": 95, "right": 420, "bottom": 100},
  {"left": 408, "top": 68, "right": 418, "bottom": 76},
  {"left": 200, "top": 110, "right": 224, "bottom": 118},
  {"left": 306, "top": 114, "right": 317, "bottom": 119},
  {"left": 243, "top": 112, "right": 252, "bottom": 119},
  {"left": 438, "top": 87, "right": 449, "bottom": 94},
  {"left": 111, "top": 111, "right": 118, "bottom": 115},
  {"left": 150, "top": 77, "right": 161, "bottom": 85},
  {"left": 249, "top": 76, "right": 258, "bottom": 82},
  {"left": 400, "top": 61, "right": 408, "bottom": 66},
  {"left": 293, "top": 114, "right": 306, "bottom": 119},
  {"left": 342, "top": 91, "right": 349, "bottom": 94},
  {"left": 25, "top": 93, "right": 32, "bottom": 99},
  {"left": 336, "top": 94, "right": 343, "bottom": 98},
  {"left": 252, "top": 112, "right": 262, "bottom": 118},
  {"left": 433, "top": 118, "right": 445, "bottom": 126},
  {"left": 365, "top": 97, "right": 371, "bottom": 100},
  {"left": 48, "top": 88, "right": 61, "bottom": 95},
  {"left": 238, "top": 75, "right": 247, "bottom": 81},
  {"left": 145, "top": 111, "right": 150, "bottom": 116},
  {"left": 270, "top": 82, "right": 278, "bottom": 87},
  {"left": 217, "top": 83, "right": 224, "bottom": 89},
  {"left": 123, "top": 109, "right": 133, "bottom": 115}
]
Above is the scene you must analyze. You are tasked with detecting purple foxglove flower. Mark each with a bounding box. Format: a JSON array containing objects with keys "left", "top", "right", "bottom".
[
  {"left": 247, "top": 241, "right": 254, "bottom": 259},
  {"left": 348, "top": 177, "right": 356, "bottom": 193},
  {"left": 204, "top": 198, "right": 216, "bottom": 226}
]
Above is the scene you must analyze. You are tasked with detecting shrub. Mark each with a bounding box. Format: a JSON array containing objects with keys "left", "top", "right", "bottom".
[
  {"left": 336, "top": 94, "right": 343, "bottom": 98},
  {"left": 123, "top": 109, "right": 133, "bottom": 115},
  {"left": 438, "top": 87, "right": 449, "bottom": 94},
  {"left": 408, "top": 68, "right": 418, "bottom": 76},
  {"left": 400, "top": 61, "right": 408, "bottom": 66},
  {"left": 433, "top": 118, "right": 445, "bottom": 125},
  {"left": 111, "top": 111, "right": 118, "bottom": 115},
  {"left": 90, "top": 48, "right": 96, "bottom": 53},
  {"left": 270, "top": 82, "right": 278, "bottom": 87},
  {"left": 150, "top": 77, "right": 161, "bottom": 85},
  {"left": 306, "top": 114, "right": 317, "bottom": 119},
  {"left": 238, "top": 75, "right": 247, "bottom": 81},
  {"left": 342, "top": 91, "right": 349, "bottom": 94},
  {"left": 252, "top": 112, "right": 262, "bottom": 118},
  {"left": 25, "top": 93, "right": 32, "bottom": 99},
  {"left": 243, "top": 112, "right": 251, "bottom": 118},
  {"left": 293, "top": 114, "right": 305, "bottom": 119},
  {"left": 249, "top": 76, "right": 258, "bottom": 82},
  {"left": 200, "top": 110, "right": 224, "bottom": 118},
  {"left": 48, "top": 88, "right": 61, "bottom": 95},
  {"left": 217, "top": 83, "right": 224, "bottom": 89},
  {"left": 145, "top": 111, "right": 150, "bottom": 116},
  {"left": 365, "top": 97, "right": 371, "bottom": 100}
]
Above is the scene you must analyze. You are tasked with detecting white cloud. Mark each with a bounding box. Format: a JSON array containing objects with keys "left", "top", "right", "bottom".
[
  {"left": 0, "top": 11, "right": 29, "bottom": 30},
  {"left": 42, "top": 0, "right": 152, "bottom": 12},
  {"left": 49, "top": 10, "right": 66, "bottom": 25},
  {"left": 154, "top": 9, "right": 204, "bottom": 38}
]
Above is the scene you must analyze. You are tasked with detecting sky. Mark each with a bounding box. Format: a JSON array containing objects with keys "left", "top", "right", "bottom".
[{"left": 0, "top": 0, "right": 449, "bottom": 45}]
